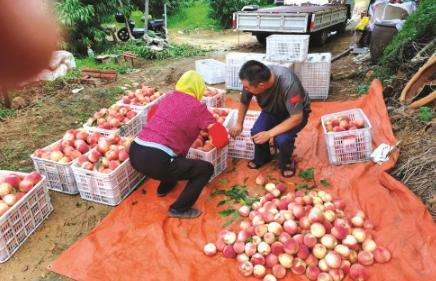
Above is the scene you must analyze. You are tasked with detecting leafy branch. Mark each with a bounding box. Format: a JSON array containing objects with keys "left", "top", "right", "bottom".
[
  {"left": 212, "top": 185, "right": 259, "bottom": 227},
  {"left": 296, "top": 168, "right": 330, "bottom": 194}
]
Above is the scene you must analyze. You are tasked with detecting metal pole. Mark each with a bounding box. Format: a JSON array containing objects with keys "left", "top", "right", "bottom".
[
  {"left": 164, "top": 4, "right": 168, "bottom": 41},
  {"left": 144, "top": 0, "right": 149, "bottom": 32}
]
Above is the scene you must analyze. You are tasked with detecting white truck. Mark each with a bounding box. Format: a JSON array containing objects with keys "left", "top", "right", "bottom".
[{"left": 233, "top": 1, "right": 353, "bottom": 45}]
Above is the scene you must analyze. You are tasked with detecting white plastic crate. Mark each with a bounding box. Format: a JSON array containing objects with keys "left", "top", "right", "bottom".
[
  {"left": 225, "top": 52, "right": 265, "bottom": 90},
  {"left": 227, "top": 110, "right": 260, "bottom": 159},
  {"left": 187, "top": 146, "right": 228, "bottom": 181},
  {"left": 266, "top": 35, "right": 310, "bottom": 62},
  {"left": 293, "top": 53, "right": 331, "bottom": 100},
  {"left": 0, "top": 171, "right": 53, "bottom": 263},
  {"left": 201, "top": 88, "right": 225, "bottom": 108},
  {"left": 31, "top": 141, "right": 79, "bottom": 195},
  {"left": 116, "top": 93, "right": 167, "bottom": 126},
  {"left": 209, "top": 107, "right": 236, "bottom": 130},
  {"left": 71, "top": 156, "right": 144, "bottom": 206},
  {"left": 261, "top": 60, "right": 293, "bottom": 70},
  {"left": 225, "top": 52, "right": 293, "bottom": 91},
  {"left": 228, "top": 131, "right": 255, "bottom": 160},
  {"left": 195, "top": 59, "right": 226, "bottom": 85},
  {"left": 321, "top": 109, "right": 372, "bottom": 165},
  {"left": 83, "top": 112, "right": 142, "bottom": 138},
  {"left": 241, "top": 110, "right": 261, "bottom": 131}
]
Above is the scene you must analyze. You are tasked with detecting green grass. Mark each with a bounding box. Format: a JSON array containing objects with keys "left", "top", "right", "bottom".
[
  {"left": 0, "top": 106, "right": 15, "bottom": 120},
  {"left": 168, "top": 1, "right": 221, "bottom": 31},
  {"left": 376, "top": 0, "right": 436, "bottom": 79},
  {"left": 105, "top": 41, "right": 210, "bottom": 60},
  {"left": 76, "top": 57, "right": 132, "bottom": 74},
  {"left": 103, "top": 10, "right": 145, "bottom": 30},
  {"left": 131, "top": 10, "right": 145, "bottom": 27}
]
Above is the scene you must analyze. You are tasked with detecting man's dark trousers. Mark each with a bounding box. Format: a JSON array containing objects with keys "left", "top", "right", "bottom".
[{"left": 250, "top": 110, "right": 310, "bottom": 170}]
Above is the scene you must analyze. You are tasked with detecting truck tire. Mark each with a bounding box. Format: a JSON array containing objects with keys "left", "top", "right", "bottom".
[
  {"left": 255, "top": 33, "right": 270, "bottom": 45},
  {"left": 312, "top": 30, "right": 328, "bottom": 46},
  {"left": 337, "top": 22, "right": 347, "bottom": 33}
]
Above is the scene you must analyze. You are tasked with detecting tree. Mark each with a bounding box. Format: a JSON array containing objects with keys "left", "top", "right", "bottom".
[
  {"left": 207, "top": 0, "right": 268, "bottom": 28},
  {"left": 131, "top": 0, "right": 192, "bottom": 18},
  {"left": 57, "top": 0, "right": 133, "bottom": 54}
]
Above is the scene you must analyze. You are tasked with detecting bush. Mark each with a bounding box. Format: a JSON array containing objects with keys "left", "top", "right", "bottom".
[
  {"left": 207, "top": 0, "right": 268, "bottom": 28},
  {"left": 131, "top": 0, "right": 194, "bottom": 18},
  {"left": 377, "top": 0, "right": 436, "bottom": 77},
  {"left": 57, "top": 0, "right": 134, "bottom": 54}
]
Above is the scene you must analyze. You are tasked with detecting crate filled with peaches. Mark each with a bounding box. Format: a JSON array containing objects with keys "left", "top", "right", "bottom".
[
  {"left": 71, "top": 134, "right": 144, "bottom": 206},
  {"left": 201, "top": 87, "right": 225, "bottom": 108},
  {"left": 117, "top": 84, "right": 166, "bottom": 126},
  {"left": 0, "top": 170, "right": 52, "bottom": 262},
  {"left": 31, "top": 129, "right": 103, "bottom": 194},
  {"left": 186, "top": 108, "right": 234, "bottom": 180},
  {"left": 84, "top": 104, "right": 142, "bottom": 137},
  {"left": 321, "top": 109, "right": 372, "bottom": 165}
]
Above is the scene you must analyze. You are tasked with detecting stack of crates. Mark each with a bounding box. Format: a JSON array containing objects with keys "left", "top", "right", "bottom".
[
  {"left": 225, "top": 52, "right": 265, "bottom": 90},
  {"left": 293, "top": 53, "right": 332, "bottom": 100},
  {"left": 266, "top": 34, "right": 310, "bottom": 62},
  {"left": 225, "top": 52, "right": 293, "bottom": 91},
  {"left": 265, "top": 34, "right": 331, "bottom": 100}
]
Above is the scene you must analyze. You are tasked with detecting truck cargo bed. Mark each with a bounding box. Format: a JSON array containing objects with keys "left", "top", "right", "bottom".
[{"left": 258, "top": 4, "right": 343, "bottom": 14}]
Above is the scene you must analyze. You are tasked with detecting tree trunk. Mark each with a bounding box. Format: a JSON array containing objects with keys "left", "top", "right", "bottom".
[{"left": 118, "top": 0, "right": 135, "bottom": 40}]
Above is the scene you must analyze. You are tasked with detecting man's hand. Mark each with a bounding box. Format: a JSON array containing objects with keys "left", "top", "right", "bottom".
[
  {"left": 230, "top": 124, "right": 243, "bottom": 138},
  {"left": 252, "top": 131, "right": 272, "bottom": 144}
]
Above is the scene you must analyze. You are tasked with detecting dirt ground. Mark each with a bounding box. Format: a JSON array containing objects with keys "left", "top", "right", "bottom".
[{"left": 0, "top": 30, "right": 368, "bottom": 280}]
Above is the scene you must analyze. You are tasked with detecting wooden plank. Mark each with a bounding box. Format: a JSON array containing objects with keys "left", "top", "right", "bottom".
[
  {"left": 332, "top": 48, "right": 351, "bottom": 62},
  {"left": 122, "top": 52, "right": 137, "bottom": 59}
]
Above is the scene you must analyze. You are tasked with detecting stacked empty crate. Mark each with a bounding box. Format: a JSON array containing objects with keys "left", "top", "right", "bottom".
[
  {"left": 265, "top": 34, "right": 331, "bottom": 100},
  {"left": 228, "top": 110, "right": 261, "bottom": 160},
  {"left": 195, "top": 59, "right": 225, "bottom": 85},
  {"left": 225, "top": 52, "right": 293, "bottom": 91},
  {"left": 321, "top": 109, "right": 372, "bottom": 165},
  {"left": 225, "top": 53, "right": 265, "bottom": 90},
  {"left": 0, "top": 171, "right": 52, "bottom": 263},
  {"left": 294, "top": 53, "right": 331, "bottom": 100},
  {"left": 186, "top": 108, "right": 235, "bottom": 180},
  {"left": 266, "top": 34, "right": 310, "bottom": 63}
]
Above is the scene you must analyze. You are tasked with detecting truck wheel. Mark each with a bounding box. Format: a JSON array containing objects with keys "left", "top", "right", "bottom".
[
  {"left": 337, "top": 22, "right": 347, "bottom": 33},
  {"left": 312, "top": 30, "right": 328, "bottom": 46},
  {"left": 255, "top": 33, "right": 269, "bottom": 45}
]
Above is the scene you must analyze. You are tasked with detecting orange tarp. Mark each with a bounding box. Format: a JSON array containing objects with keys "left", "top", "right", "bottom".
[{"left": 50, "top": 80, "right": 436, "bottom": 281}]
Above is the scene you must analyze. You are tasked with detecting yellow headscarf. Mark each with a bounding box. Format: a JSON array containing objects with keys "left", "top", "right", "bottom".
[{"left": 175, "top": 70, "right": 206, "bottom": 101}]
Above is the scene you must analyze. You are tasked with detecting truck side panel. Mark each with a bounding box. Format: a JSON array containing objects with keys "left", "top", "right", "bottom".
[
  {"left": 236, "top": 13, "right": 309, "bottom": 33},
  {"left": 310, "top": 9, "right": 347, "bottom": 32}
]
